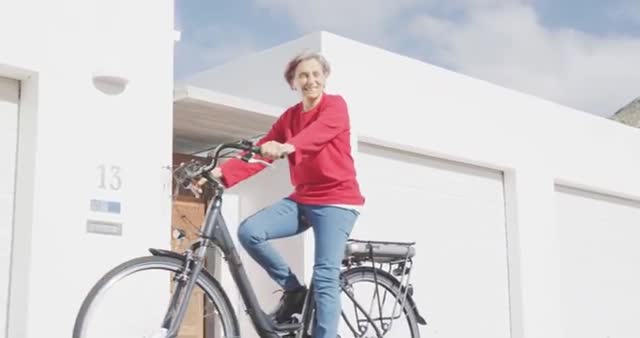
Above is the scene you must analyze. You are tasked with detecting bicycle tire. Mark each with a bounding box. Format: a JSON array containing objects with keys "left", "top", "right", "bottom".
[
  {"left": 73, "top": 255, "right": 240, "bottom": 338},
  {"left": 340, "top": 266, "right": 421, "bottom": 338}
]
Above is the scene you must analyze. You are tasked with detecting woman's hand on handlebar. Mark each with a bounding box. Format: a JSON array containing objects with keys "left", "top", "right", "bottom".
[
  {"left": 194, "top": 167, "right": 222, "bottom": 192},
  {"left": 209, "top": 167, "right": 223, "bottom": 179},
  {"left": 260, "top": 141, "right": 295, "bottom": 160},
  {"left": 260, "top": 141, "right": 281, "bottom": 160}
]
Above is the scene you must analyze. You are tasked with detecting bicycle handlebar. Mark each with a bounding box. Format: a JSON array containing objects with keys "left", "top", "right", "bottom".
[
  {"left": 203, "top": 139, "right": 262, "bottom": 173},
  {"left": 172, "top": 139, "right": 265, "bottom": 196}
]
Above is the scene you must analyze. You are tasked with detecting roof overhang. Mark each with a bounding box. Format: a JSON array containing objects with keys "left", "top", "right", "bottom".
[{"left": 173, "top": 85, "right": 283, "bottom": 154}]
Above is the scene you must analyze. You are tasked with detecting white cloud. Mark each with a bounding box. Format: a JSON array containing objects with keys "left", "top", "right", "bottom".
[
  {"left": 410, "top": 2, "right": 640, "bottom": 116},
  {"left": 251, "top": 0, "right": 640, "bottom": 116}
]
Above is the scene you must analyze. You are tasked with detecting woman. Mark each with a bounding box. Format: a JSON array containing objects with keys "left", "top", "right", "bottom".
[{"left": 202, "top": 51, "right": 365, "bottom": 338}]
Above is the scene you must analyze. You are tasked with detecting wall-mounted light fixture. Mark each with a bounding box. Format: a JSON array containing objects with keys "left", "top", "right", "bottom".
[{"left": 92, "top": 69, "right": 129, "bottom": 95}]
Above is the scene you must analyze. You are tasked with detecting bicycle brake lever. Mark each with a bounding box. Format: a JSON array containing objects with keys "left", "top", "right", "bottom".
[
  {"left": 186, "top": 182, "right": 201, "bottom": 199},
  {"left": 247, "top": 158, "right": 275, "bottom": 168}
]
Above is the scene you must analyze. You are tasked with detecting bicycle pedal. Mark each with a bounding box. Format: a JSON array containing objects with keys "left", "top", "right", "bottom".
[
  {"left": 273, "top": 321, "right": 302, "bottom": 332},
  {"left": 290, "top": 313, "right": 302, "bottom": 323},
  {"left": 275, "top": 314, "right": 300, "bottom": 325}
]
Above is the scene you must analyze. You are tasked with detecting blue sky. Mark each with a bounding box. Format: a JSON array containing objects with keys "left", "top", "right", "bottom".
[{"left": 174, "top": 0, "right": 640, "bottom": 117}]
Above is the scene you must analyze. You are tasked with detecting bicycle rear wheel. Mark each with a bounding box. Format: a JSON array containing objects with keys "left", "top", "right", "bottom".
[
  {"left": 73, "top": 255, "right": 240, "bottom": 338},
  {"left": 339, "top": 267, "right": 421, "bottom": 338}
]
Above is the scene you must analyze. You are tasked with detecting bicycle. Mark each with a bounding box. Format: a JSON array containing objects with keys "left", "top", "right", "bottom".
[{"left": 73, "top": 139, "right": 427, "bottom": 338}]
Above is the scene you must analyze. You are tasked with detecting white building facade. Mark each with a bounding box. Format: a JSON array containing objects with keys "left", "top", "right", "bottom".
[
  {"left": 1, "top": 1, "right": 639, "bottom": 337},
  {"left": 1, "top": 1, "right": 175, "bottom": 337},
  {"left": 184, "top": 31, "right": 640, "bottom": 338}
]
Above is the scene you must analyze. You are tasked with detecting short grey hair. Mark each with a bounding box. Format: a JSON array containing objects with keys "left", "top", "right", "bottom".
[{"left": 284, "top": 51, "right": 331, "bottom": 89}]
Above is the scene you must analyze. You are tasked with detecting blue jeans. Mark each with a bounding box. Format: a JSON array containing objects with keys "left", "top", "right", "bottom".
[{"left": 237, "top": 198, "right": 359, "bottom": 338}]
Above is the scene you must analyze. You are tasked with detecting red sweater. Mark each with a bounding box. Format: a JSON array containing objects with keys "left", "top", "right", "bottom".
[{"left": 220, "top": 93, "right": 365, "bottom": 206}]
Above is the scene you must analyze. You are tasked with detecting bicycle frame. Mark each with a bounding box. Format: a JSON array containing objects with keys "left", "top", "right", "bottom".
[
  {"left": 184, "top": 186, "right": 281, "bottom": 338},
  {"left": 168, "top": 185, "right": 383, "bottom": 338},
  {"left": 164, "top": 142, "right": 425, "bottom": 338},
  {"left": 165, "top": 144, "right": 303, "bottom": 338},
  {"left": 167, "top": 187, "right": 395, "bottom": 338}
]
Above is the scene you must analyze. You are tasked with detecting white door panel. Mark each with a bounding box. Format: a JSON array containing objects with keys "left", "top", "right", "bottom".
[
  {"left": 354, "top": 143, "right": 511, "bottom": 338},
  {"left": 556, "top": 186, "right": 640, "bottom": 338}
]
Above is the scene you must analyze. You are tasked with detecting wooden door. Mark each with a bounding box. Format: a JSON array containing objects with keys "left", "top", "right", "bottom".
[{"left": 172, "top": 199, "right": 205, "bottom": 338}]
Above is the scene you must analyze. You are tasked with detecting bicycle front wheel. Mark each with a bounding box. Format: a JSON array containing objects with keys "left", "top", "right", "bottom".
[
  {"left": 339, "top": 267, "right": 421, "bottom": 338},
  {"left": 73, "top": 255, "right": 240, "bottom": 338}
]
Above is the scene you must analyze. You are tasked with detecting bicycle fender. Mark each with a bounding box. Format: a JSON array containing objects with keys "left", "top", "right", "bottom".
[
  {"left": 403, "top": 285, "right": 427, "bottom": 325},
  {"left": 149, "top": 248, "right": 184, "bottom": 261}
]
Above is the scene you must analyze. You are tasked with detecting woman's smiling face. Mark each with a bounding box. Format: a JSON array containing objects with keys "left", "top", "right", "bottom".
[{"left": 292, "top": 58, "right": 327, "bottom": 101}]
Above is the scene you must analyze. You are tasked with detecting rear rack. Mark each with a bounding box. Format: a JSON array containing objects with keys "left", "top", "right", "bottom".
[
  {"left": 341, "top": 238, "right": 422, "bottom": 332},
  {"left": 344, "top": 238, "right": 415, "bottom": 264}
]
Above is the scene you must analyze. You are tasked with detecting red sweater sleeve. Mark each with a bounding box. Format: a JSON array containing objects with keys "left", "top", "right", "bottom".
[
  {"left": 219, "top": 111, "right": 286, "bottom": 188},
  {"left": 287, "top": 95, "right": 349, "bottom": 165}
]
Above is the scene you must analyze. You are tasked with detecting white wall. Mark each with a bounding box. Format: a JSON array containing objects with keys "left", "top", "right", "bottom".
[
  {"left": 321, "top": 32, "right": 640, "bottom": 338},
  {"left": 186, "top": 31, "right": 640, "bottom": 338},
  {"left": 0, "top": 1, "right": 175, "bottom": 337},
  {"left": 0, "top": 77, "right": 19, "bottom": 337},
  {"left": 185, "top": 32, "right": 322, "bottom": 108}
]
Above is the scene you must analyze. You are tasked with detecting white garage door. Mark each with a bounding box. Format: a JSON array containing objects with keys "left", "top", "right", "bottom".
[
  {"left": 0, "top": 77, "right": 19, "bottom": 334},
  {"left": 353, "top": 143, "right": 511, "bottom": 338},
  {"left": 556, "top": 185, "right": 640, "bottom": 338}
]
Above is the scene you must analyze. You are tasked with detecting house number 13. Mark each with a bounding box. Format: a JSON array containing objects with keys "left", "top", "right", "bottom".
[{"left": 98, "top": 164, "right": 122, "bottom": 191}]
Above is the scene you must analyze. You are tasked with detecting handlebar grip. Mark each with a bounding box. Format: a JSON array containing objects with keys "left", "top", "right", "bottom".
[{"left": 246, "top": 145, "right": 286, "bottom": 160}]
